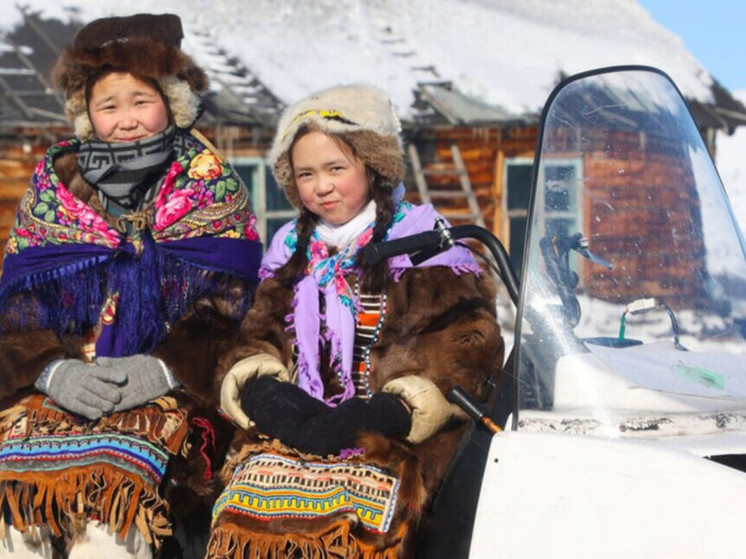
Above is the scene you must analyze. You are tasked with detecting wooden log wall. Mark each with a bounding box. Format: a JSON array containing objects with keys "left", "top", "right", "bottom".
[
  {"left": 412, "top": 124, "right": 538, "bottom": 240},
  {"left": 0, "top": 143, "right": 44, "bottom": 274},
  {"left": 577, "top": 130, "right": 706, "bottom": 307}
]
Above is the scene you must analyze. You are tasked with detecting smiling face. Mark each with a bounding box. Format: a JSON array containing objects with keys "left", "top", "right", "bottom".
[
  {"left": 88, "top": 71, "right": 170, "bottom": 143},
  {"left": 292, "top": 130, "right": 371, "bottom": 225}
]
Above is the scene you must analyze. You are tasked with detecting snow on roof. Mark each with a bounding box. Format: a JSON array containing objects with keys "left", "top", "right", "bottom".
[{"left": 3, "top": 0, "right": 716, "bottom": 118}]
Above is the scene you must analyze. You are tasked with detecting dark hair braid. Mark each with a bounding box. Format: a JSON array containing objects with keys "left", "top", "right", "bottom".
[
  {"left": 274, "top": 207, "right": 318, "bottom": 288},
  {"left": 359, "top": 172, "right": 396, "bottom": 294}
]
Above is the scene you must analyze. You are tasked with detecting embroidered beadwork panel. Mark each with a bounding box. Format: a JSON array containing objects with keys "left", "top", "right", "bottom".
[{"left": 213, "top": 452, "right": 400, "bottom": 534}]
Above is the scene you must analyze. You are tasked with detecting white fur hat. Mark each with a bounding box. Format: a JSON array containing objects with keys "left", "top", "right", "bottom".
[{"left": 269, "top": 84, "right": 405, "bottom": 208}]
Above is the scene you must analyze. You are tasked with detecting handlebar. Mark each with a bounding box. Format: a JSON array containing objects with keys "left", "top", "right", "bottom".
[
  {"left": 448, "top": 387, "right": 502, "bottom": 433},
  {"left": 361, "top": 230, "right": 444, "bottom": 267},
  {"left": 361, "top": 221, "right": 520, "bottom": 305}
]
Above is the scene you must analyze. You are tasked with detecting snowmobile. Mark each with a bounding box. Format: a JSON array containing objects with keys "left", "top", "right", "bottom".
[{"left": 364, "top": 65, "right": 746, "bottom": 558}]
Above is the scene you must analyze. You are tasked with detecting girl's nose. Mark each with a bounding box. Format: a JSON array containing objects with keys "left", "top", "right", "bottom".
[{"left": 316, "top": 177, "right": 335, "bottom": 196}]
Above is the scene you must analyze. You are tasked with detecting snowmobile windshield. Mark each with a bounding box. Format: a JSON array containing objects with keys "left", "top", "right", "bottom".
[{"left": 516, "top": 67, "right": 746, "bottom": 431}]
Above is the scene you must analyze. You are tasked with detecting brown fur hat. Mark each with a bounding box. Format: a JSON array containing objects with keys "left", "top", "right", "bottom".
[
  {"left": 269, "top": 84, "right": 405, "bottom": 209},
  {"left": 51, "top": 13, "right": 208, "bottom": 141}
]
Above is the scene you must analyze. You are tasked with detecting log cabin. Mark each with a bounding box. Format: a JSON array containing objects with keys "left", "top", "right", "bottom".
[{"left": 2, "top": 5, "right": 745, "bottom": 282}]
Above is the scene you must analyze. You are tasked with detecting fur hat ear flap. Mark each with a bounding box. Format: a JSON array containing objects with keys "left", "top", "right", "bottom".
[
  {"left": 64, "top": 90, "right": 93, "bottom": 141},
  {"left": 159, "top": 76, "right": 202, "bottom": 129}
]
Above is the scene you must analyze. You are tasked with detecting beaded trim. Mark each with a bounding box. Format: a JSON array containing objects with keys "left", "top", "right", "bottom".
[{"left": 352, "top": 283, "right": 388, "bottom": 399}]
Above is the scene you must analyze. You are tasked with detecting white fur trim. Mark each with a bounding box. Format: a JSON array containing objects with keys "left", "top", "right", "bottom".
[
  {"left": 159, "top": 76, "right": 201, "bottom": 129},
  {"left": 269, "top": 84, "right": 402, "bottom": 168}
]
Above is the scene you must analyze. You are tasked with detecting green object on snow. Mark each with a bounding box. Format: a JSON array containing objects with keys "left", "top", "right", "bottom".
[{"left": 673, "top": 361, "right": 725, "bottom": 390}]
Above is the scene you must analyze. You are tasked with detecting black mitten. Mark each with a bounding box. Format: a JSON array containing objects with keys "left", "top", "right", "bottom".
[
  {"left": 241, "top": 377, "right": 412, "bottom": 455},
  {"left": 240, "top": 376, "right": 326, "bottom": 442},
  {"left": 365, "top": 392, "right": 413, "bottom": 438}
]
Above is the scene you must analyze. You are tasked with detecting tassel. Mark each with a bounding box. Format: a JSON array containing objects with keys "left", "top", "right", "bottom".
[{"left": 191, "top": 416, "right": 216, "bottom": 482}]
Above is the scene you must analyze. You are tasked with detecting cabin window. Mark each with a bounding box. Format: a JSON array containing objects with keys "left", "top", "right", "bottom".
[
  {"left": 231, "top": 157, "right": 297, "bottom": 243},
  {"left": 504, "top": 157, "right": 533, "bottom": 276},
  {"left": 536, "top": 159, "right": 582, "bottom": 240},
  {"left": 504, "top": 157, "right": 583, "bottom": 277}
]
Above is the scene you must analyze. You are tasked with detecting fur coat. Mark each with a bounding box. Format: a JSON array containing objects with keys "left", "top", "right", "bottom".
[
  {"left": 0, "top": 135, "right": 261, "bottom": 550},
  {"left": 209, "top": 205, "right": 505, "bottom": 558}
]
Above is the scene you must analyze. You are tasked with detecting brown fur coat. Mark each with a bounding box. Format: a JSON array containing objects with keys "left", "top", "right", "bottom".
[
  {"left": 0, "top": 148, "right": 254, "bottom": 546},
  {"left": 210, "top": 264, "right": 505, "bottom": 556}
]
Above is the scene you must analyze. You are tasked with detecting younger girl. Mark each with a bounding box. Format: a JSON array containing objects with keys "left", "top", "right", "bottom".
[{"left": 210, "top": 85, "right": 504, "bottom": 558}]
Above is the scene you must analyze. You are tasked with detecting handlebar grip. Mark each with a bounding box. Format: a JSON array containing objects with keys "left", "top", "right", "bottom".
[
  {"left": 360, "top": 230, "right": 443, "bottom": 266},
  {"left": 448, "top": 386, "right": 502, "bottom": 433}
]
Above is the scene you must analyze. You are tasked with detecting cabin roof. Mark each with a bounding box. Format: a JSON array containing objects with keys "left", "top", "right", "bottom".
[{"left": 2, "top": 4, "right": 745, "bottom": 135}]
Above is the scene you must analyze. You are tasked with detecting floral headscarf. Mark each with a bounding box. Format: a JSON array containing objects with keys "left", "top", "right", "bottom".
[{"left": 0, "top": 136, "right": 262, "bottom": 357}]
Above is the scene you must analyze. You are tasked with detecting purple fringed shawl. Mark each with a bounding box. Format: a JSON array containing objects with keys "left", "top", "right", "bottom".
[
  {"left": 0, "top": 138, "right": 263, "bottom": 357},
  {"left": 260, "top": 201, "right": 480, "bottom": 405}
]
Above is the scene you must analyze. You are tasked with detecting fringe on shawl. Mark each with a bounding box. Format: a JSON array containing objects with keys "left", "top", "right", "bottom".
[
  {"left": 0, "top": 241, "right": 253, "bottom": 357},
  {"left": 0, "top": 394, "right": 192, "bottom": 549},
  {"left": 0, "top": 468, "right": 171, "bottom": 547},
  {"left": 206, "top": 519, "right": 405, "bottom": 559}
]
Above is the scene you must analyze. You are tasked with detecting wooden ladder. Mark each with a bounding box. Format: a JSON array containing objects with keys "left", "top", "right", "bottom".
[{"left": 408, "top": 143, "right": 485, "bottom": 227}]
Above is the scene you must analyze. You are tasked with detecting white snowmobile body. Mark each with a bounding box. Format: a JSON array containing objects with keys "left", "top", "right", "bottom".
[
  {"left": 411, "top": 67, "right": 746, "bottom": 559},
  {"left": 470, "top": 66, "right": 746, "bottom": 558}
]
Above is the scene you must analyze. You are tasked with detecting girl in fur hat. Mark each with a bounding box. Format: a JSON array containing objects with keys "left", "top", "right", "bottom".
[
  {"left": 209, "top": 85, "right": 505, "bottom": 558},
  {"left": 0, "top": 13, "right": 262, "bottom": 559}
]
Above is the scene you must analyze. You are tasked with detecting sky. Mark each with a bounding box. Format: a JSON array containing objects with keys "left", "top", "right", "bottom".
[{"left": 639, "top": 0, "right": 746, "bottom": 92}]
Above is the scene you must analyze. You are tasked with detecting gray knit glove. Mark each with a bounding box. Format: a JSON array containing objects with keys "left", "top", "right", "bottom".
[
  {"left": 96, "top": 355, "right": 181, "bottom": 412},
  {"left": 34, "top": 359, "right": 127, "bottom": 420}
]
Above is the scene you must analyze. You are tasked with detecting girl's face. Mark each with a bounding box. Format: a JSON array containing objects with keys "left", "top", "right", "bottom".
[
  {"left": 292, "top": 131, "right": 371, "bottom": 226},
  {"left": 88, "top": 72, "right": 169, "bottom": 143}
]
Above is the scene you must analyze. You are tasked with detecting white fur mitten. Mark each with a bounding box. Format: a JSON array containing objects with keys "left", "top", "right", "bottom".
[
  {"left": 382, "top": 375, "right": 465, "bottom": 444},
  {"left": 220, "top": 353, "right": 290, "bottom": 429}
]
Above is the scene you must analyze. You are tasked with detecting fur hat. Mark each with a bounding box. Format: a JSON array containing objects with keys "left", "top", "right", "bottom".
[
  {"left": 269, "top": 84, "right": 405, "bottom": 209},
  {"left": 51, "top": 13, "right": 208, "bottom": 141}
]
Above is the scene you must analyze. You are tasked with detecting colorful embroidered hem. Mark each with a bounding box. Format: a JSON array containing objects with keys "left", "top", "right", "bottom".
[
  {"left": 213, "top": 452, "right": 399, "bottom": 534},
  {"left": 208, "top": 438, "right": 422, "bottom": 559},
  {"left": 0, "top": 394, "right": 191, "bottom": 548}
]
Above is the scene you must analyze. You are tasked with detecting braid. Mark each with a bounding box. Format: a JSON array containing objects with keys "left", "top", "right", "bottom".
[
  {"left": 274, "top": 208, "right": 317, "bottom": 288},
  {"left": 360, "top": 173, "right": 396, "bottom": 293}
]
